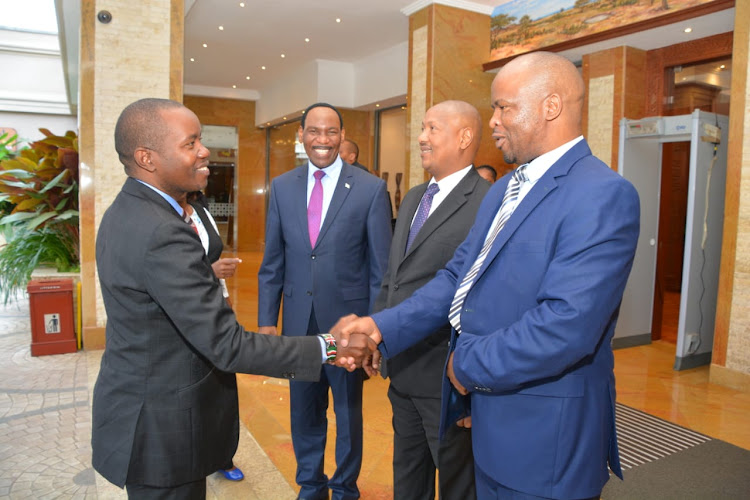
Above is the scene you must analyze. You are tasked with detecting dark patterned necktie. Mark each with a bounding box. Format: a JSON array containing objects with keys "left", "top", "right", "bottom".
[{"left": 406, "top": 183, "right": 440, "bottom": 252}]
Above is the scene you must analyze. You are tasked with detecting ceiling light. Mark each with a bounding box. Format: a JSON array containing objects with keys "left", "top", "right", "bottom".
[
  {"left": 261, "top": 66, "right": 266, "bottom": 70},
  {"left": 245, "top": 76, "right": 250, "bottom": 80},
  {"left": 684, "top": 27, "right": 692, "bottom": 33},
  {"left": 720, "top": 64, "right": 726, "bottom": 69},
  {"left": 202, "top": 43, "right": 208, "bottom": 48},
  {"left": 305, "top": 38, "right": 310, "bottom": 43},
  {"left": 281, "top": 54, "right": 285, "bottom": 58},
  {"left": 375, "top": 104, "right": 380, "bottom": 107},
  {"left": 266, "top": 122, "right": 271, "bottom": 126},
  {"left": 336, "top": 18, "right": 341, "bottom": 23},
  {"left": 232, "top": 85, "right": 236, "bottom": 89},
  {"left": 218, "top": 26, "right": 224, "bottom": 31},
  {"left": 239, "top": 2, "right": 245, "bottom": 6},
  {"left": 190, "top": 57, "right": 195, "bottom": 62},
  {"left": 283, "top": 117, "right": 287, "bottom": 120}
]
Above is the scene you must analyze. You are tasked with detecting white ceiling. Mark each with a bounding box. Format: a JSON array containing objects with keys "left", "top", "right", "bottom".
[
  {"left": 49, "top": 0, "right": 736, "bottom": 118},
  {"left": 183, "top": 0, "right": 496, "bottom": 95}
]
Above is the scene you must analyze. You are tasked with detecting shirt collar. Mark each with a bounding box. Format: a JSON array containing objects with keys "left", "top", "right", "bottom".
[
  {"left": 429, "top": 164, "right": 473, "bottom": 192},
  {"left": 307, "top": 156, "right": 343, "bottom": 180},
  {"left": 524, "top": 136, "right": 584, "bottom": 185},
  {"left": 135, "top": 179, "right": 183, "bottom": 215}
]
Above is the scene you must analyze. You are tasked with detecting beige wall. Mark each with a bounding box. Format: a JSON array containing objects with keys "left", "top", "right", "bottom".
[{"left": 79, "top": 0, "right": 183, "bottom": 349}]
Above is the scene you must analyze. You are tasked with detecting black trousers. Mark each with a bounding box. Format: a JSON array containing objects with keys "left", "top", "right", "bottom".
[
  {"left": 126, "top": 478, "right": 206, "bottom": 499},
  {"left": 388, "top": 384, "right": 476, "bottom": 500}
]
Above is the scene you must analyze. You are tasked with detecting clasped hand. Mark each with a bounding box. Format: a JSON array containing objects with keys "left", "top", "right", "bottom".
[{"left": 329, "top": 314, "right": 382, "bottom": 376}]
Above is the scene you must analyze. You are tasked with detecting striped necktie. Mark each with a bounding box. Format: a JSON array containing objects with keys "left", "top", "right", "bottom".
[{"left": 448, "top": 164, "right": 528, "bottom": 334}]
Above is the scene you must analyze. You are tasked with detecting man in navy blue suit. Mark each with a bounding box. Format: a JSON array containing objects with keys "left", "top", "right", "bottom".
[
  {"left": 257, "top": 102, "right": 392, "bottom": 500},
  {"left": 337, "top": 52, "right": 640, "bottom": 499}
]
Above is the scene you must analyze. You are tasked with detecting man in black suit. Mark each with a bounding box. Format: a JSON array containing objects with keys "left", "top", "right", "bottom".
[
  {"left": 92, "top": 98, "right": 374, "bottom": 499},
  {"left": 374, "top": 100, "right": 489, "bottom": 500}
]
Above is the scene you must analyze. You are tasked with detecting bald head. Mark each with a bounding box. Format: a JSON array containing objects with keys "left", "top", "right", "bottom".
[
  {"left": 418, "top": 100, "right": 483, "bottom": 181},
  {"left": 115, "top": 98, "right": 184, "bottom": 173},
  {"left": 489, "top": 52, "right": 584, "bottom": 165},
  {"left": 340, "top": 139, "right": 359, "bottom": 164}
]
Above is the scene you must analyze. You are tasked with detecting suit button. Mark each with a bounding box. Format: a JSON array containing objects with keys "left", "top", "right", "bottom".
[
  {"left": 393, "top": 284, "right": 399, "bottom": 290},
  {"left": 307, "top": 291, "right": 312, "bottom": 296}
]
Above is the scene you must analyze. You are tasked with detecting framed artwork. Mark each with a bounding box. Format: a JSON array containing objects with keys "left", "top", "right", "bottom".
[{"left": 488, "top": 0, "right": 729, "bottom": 66}]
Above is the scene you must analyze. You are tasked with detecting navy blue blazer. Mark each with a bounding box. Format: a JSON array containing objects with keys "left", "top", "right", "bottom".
[
  {"left": 373, "top": 140, "right": 639, "bottom": 498},
  {"left": 258, "top": 162, "right": 392, "bottom": 334}
]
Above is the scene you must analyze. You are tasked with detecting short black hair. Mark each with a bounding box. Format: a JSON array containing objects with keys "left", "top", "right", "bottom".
[
  {"left": 115, "top": 98, "right": 183, "bottom": 171},
  {"left": 477, "top": 164, "right": 498, "bottom": 181},
  {"left": 301, "top": 102, "right": 343, "bottom": 129}
]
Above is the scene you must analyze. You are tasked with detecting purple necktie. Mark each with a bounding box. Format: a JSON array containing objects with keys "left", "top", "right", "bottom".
[
  {"left": 308, "top": 170, "right": 325, "bottom": 247},
  {"left": 406, "top": 183, "right": 440, "bottom": 252}
]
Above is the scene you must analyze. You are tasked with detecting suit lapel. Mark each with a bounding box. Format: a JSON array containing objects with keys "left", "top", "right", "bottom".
[
  {"left": 403, "top": 169, "right": 479, "bottom": 260},
  {"left": 393, "top": 183, "right": 426, "bottom": 263},
  {"left": 473, "top": 141, "right": 591, "bottom": 284},
  {"left": 315, "top": 163, "right": 353, "bottom": 247},
  {"left": 293, "top": 166, "right": 312, "bottom": 250}
]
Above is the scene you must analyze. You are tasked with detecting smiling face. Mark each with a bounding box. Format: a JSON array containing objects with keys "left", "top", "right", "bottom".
[
  {"left": 146, "top": 107, "right": 210, "bottom": 202},
  {"left": 299, "top": 106, "right": 345, "bottom": 169},
  {"left": 417, "top": 104, "right": 466, "bottom": 181}
]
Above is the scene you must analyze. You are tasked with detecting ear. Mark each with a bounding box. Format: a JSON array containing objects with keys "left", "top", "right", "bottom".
[
  {"left": 340, "top": 128, "right": 346, "bottom": 142},
  {"left": 133, "top": 147, "right": 156, "bottom": 173},
  {"left": 458, "top": 127, "right": 474, "bottom": 151},
  {"left": 544, "top": 93, "right": 562, "bottom": 121},
  {"left": 297, "top": 126, "right": 304, "bottom": 143}
]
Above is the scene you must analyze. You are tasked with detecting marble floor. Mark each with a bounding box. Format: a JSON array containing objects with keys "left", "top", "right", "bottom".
[{"left": 226, "top": 251, "right": 750, "bottom": 499}]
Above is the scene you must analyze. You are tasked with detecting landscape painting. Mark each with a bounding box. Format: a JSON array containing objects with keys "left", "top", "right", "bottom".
[{"left": 490, "top": 0, "right": 717, "bottom": 62}]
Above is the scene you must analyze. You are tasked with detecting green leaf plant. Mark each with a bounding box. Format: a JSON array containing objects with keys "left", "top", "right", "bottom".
[{"left": 0, "top": 129, "right": 79, "bottom": 304}]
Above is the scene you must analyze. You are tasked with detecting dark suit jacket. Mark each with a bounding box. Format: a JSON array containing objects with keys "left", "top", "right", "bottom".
[
  {"left": 373, "top": 140, "right": 640, "bottom": 498},
  {"left": 374, "top": 168, "right": 489, "bottom": 397},
  {"left": 92, "top": 178, "right": 323, "bottom": 488},
  {"left": 258, "top": 163, "right": 392, "bottom": 334}
]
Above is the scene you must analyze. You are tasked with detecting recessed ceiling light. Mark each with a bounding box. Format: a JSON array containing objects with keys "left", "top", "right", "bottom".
[
  {"left": 375, "top": 104, "right": 380, "bottom": 108},
  {"left": 190, "top": 57, "right": 195, "bottom": 62},
  {"left": 684, "top": 27, "right": 692, "bottom": 33},
  {"left": 305, "top": 38, "right": 310, "bottom": 43},
  {"left": 283, "top": 117, "right": 287, "bottom": 120},
  {"left": 218, "top": 26, "right": 224, "bottom": 31},
  {"left": 336, "top": 18, "right": 341, "bottom": 23},
  {"left": 720, "top": 64, "right": 726, "bottom": 69},
  {"left": 232, "top": 85, "right": 236, "bottom": 89},
  {"left": 239, "top": 2, "right": 245, "bottom": 6},
  {"left": 262, "top": 66, "right": 266, "bottom": 70},
  {"left": 202, "top": 43, "right": 208, "bottom": 48},
  {"left": 246, "top": 76, "right": 250, "bottom": 80},
  {"left": 266, "top": 122, "right": 271, "bottom": 126},
  {"left": 281, "top": 54, "right": 285, "bottom": 58}
]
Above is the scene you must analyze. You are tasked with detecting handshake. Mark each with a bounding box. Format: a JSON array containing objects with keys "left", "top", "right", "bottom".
[{"left": 326, "top": 315, "right": 384, "bottom": 375}]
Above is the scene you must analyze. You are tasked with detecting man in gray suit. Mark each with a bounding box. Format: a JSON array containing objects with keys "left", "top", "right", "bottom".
[
  {"left": 375, "top": 100, "right": 489, "bottom": 499},
  {"left": 92, "top": 98, "right": 374, "bottom": 499}
]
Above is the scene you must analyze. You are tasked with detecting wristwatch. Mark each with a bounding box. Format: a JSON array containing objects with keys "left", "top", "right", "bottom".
[{"left": 319, "top": 333, "right": 337, "bottom": 363}]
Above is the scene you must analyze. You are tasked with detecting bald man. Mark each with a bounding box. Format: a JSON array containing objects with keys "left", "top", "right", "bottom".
[
  {"left": 338, "top": 52, "right": 640, "bottom": 499},
  {"left": 340, "top": 139, "right": 368, "bottom": 172},
  {"left": 374, "top": 100, "right": 489, "bottom": 499}
]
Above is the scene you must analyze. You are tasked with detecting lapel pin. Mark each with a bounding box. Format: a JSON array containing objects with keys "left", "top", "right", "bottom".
[{"left": 345, "top": 183, "right": 351, "bottom": 189}]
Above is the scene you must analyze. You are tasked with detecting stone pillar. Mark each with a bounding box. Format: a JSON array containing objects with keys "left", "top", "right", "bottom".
[
  {"left": 711, "top": 0, "right": 750, "bottom": 391},
  {"left": 78, "top": 0, "right": 184, "bottom": 349},
  {"left": 406, "top": 4, "right": 497, "bottom": 191},
  {"left": 581, "top": 46, "right": 647, "bottom": 171}
]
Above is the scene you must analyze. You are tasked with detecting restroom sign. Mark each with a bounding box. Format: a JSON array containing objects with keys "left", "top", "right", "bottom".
[{"left": 44, "top": 313, "right": 61, "bottom": 334}]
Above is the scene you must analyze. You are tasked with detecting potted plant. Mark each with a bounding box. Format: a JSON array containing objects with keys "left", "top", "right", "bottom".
[{"left": 0, "top": 129, "right": 79, "bottom": 304}]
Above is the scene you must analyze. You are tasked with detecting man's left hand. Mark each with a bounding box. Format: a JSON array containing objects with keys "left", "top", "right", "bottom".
[{"left": 447, "top": 352, "right": 468, "bottom": 395}]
